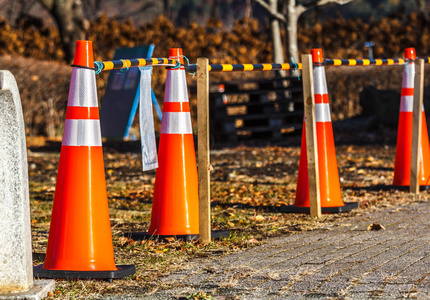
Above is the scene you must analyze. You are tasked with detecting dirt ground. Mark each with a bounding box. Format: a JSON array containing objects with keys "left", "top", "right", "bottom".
[{"left": 26, "top": 126, "right": 430, "bottom": 299}]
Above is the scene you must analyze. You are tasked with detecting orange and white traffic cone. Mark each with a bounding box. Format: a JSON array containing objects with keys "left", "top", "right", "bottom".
[
  {"left": 283, "top": 49, "right": 357, "bottom": 213},
  {"left": 147, "top": 48, "right": 199, "bottom": 240},
  {"left": 33, "top": 41, "right": 135, "bottom": 280},
  {"left": 393, "top": 47, "right": 430, "bottom": 188}
]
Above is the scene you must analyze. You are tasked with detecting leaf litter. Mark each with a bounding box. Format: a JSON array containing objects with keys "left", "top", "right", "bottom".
[{"left": 26, "top": 137, "right": 429, "bottom": 299}]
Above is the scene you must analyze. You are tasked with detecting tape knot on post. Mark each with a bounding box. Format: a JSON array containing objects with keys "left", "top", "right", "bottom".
[
  {"left": 181, "top": 56, "right": 197, "bottom": 77},
  {"left": 404, "top": 59, "right": 415, "bottom": 77},
  {"left": 169, "top": 56, "right": 183, "bottom": 70},
  {"left": 188, "top": 66, "right": 197, "bottom": 77},
  {"left": 119, "top": 60, "right": 130, "bottom": 74},
  {"left": 94, "top": 61, "right": 103, "bottom": 75},
  {"left": 290, "top": 57, "right": 301, "bottom": 80}
]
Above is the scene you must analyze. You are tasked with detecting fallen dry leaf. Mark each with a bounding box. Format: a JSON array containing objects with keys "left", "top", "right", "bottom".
[
  {"left": 117, "top": 236, "right": 129, "bottom": 245},
  {"left": 254, "top": 215, "right": 265, "bottom": 222},
  {"left": 367, "top": 223, "right": 386, "bottom": 231}
]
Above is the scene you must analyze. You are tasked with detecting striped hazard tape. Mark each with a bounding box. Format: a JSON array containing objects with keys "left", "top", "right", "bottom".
[
  {"left": 94, "top": 57, "right": 427, "bottom": 74},
  {"left": 323, "top": 58, "right": 406, "bottom": 66}
]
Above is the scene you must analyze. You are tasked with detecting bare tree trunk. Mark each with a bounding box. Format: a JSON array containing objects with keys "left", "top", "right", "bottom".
[
  {"left": 38, "top": 0, "right": 87, "bottom": 62},
  {"left": 270, "top": 0, "right": 285, "bottom": 64},
  {"left": 268, "top": 0, "right": 287, "bottom": 77},
  {"left": 287, "top": 0, "right": 300, "bottom": 63},
  {"left": 245, "top": 0, "right": 253, "bottom": 18},
  {"left": 255, "top": 0, "right": 354, "bottom": 66}
]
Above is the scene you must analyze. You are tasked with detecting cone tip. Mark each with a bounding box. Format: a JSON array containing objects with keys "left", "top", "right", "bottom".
[
  {"left": 311, "top": 48, "right": 324, "bottom": 63},
  {"left": 73, "top": 40, "right": 95, "bottom": 68},
  {"left": 404, "top": 48, "right": 416, "bottom": 60},
  {"left": 169, "top": 48, "right": 184, "bottom": 64}
]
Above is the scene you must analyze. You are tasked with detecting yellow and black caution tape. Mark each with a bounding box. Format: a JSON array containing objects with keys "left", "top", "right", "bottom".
[
  {"left": 94, "top": 56, "right": 427, "bottom": 74},
  {"left": 94, "top": 58, "right": 178, "bottom": 74},
  {"left": 185, "top": 63, "right": 302, "bottom": 73},
  {"left": 95, "top": 59, "right": 302, "bottom": 74},
  {"left": 323, "top": 58, "right": 406, "bottom": 66}
]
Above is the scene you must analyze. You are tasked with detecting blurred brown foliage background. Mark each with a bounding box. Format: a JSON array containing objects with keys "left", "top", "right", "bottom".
[{"left": 0, "top": 12, "right": 429, "bottom": 136}]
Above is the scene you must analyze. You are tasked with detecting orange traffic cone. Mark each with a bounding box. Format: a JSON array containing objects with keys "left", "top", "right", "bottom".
[
  {"left": 146, "top": 48, "right": 199, "bottom": 240},
  {"left": 33, "top": 41, "right": 135, "bottom": 280},
  {"left": 283, "top": 49, "right": 357, "bottom": 213},
  {"left": 393, "top": 47, "right": 430, "bottom": 188}
]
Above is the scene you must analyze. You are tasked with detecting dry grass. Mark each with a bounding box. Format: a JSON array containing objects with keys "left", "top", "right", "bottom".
[{"left": 26, "top": 132, "right": 429, "bottom": 299}]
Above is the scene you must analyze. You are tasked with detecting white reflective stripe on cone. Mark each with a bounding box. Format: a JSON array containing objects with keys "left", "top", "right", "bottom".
[
  {"left": 400, "top": 95, "right": 414, "bottom": 112},
  {"left": 68, "top": 68, "right": 98, "bottom": 108},
  {"left": 165, "top": 70, "right": 189, "bottom": 103},
  {"left": 400, "top": 96, "right": 425, "bottom": 112},
  {"left": 160, "top": 112, "right": 193, "bottom": 134},
  {"left": 313, "top": 65, "right": 328, "bottom": 96},
  {"left": 402, "top": 63, "right": 415, "bottom": 89},
  {"left": 62, "top": 119, "right": 102, "bottom": 146},
  {"left": 315, "top": 103, "right": 332, "bottom": 122}
]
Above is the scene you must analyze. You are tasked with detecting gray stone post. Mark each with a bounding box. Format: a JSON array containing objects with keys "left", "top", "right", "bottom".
[{"left": 0, "top": 71, "right": 54, "bottom": 299}]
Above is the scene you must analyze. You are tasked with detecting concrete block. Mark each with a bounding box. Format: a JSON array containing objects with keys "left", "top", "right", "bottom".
[
  {"left": 0, "top": 280, "right": 55, "bottom": 300},
  {"left": 0, "top": 71, "right": 54, "bottom": 298}
]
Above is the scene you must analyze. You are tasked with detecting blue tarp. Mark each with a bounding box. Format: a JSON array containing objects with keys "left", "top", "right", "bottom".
[{"left": 100, "top": 44, "right": 161, "bottom": 139}]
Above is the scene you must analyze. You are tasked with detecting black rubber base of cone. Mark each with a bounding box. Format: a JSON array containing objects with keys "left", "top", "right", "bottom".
[
  {"left": 392, "top": 185, "right": 430, "bottom": 191},
  {"left": 126, "top": 232, "right": 199, "bottom": 242},
  {"left": 124, "top": 230, "right": 229, "bottom": 242},
  {"left": 33, "top": 264, "right": 135, "bottom": 282},
  {"left": 280, "top": 202, "right": 359, "bottom": 214}
]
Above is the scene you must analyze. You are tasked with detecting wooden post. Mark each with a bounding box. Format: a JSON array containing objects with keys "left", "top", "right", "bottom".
[
  {"left": 197, "top": 58, "right": 211, "bottom": 244},
  {"left": 410, "top": 59, "right": 424, "bottom": 194},
  {"left": 301, "top": 54, "right": 321, "bottom": 218}
]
